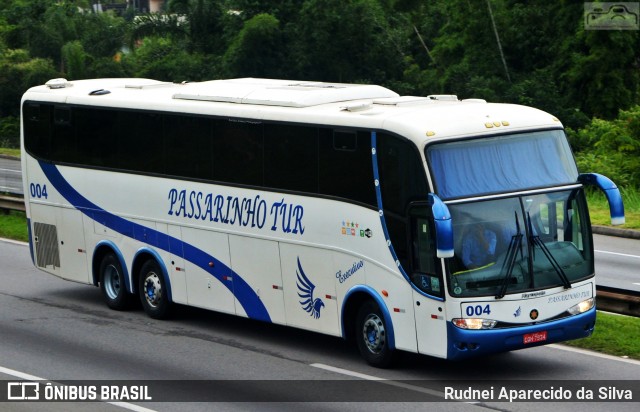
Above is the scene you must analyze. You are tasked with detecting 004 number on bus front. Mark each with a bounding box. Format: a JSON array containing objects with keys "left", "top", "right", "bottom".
[{"left": 465, "top": 304, "right": 491, "bottom": 317}]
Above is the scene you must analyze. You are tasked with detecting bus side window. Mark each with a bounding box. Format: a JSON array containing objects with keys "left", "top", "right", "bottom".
[
  {"left": 318, "top": 129, "right": 376, "bottom": 207},
  {"left": 264, "top": 123, "right": 318, "bottom": 193},
  {"left": 377, "top": 133, "right": 429, "bottom": 269},
  {"left": 213, "top": 120, "right": 264, "bottom": 186},
  {"left": 164, "top": 115, "right": 213, "bottom": 180},
  {"left": 23, "top": 103, "right": 52, "bottom": 159},
  {"left": 51, "top": 107, "right": 75, "bottom": 163},
  {"left": 409, "top": 205, "right": 442, "bottom": 297}
]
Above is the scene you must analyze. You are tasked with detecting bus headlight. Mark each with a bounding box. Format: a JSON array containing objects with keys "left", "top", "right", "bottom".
[
  {"left": 567, "top": 298, "right": 594, "bottom": 315},
  {"left": 452, "top": 318, "right": 498, "bottom": 329}
]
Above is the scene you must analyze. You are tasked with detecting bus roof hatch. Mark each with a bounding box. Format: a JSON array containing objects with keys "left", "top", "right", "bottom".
[{"left": 172, "top": 78, "right": 398, "bottom": 108}]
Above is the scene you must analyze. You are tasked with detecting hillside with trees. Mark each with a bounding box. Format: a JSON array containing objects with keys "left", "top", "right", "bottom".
[{"left": 1, "top": 0, "right": 639, "bottom": 189}]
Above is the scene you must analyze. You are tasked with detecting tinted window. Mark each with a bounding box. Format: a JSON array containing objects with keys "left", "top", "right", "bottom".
[
  {"left": 377, "top": 133, "right": 429, "bottom": 266},
  {"left": 165, "top": 115, "right": 213, "bottom": 179},
  {"left": 318, "top": 129, "right": 376, "bottom": 206},
  {"left": 117, "top": 111, "right": 163, "bottom": 172},
  {"left": 75, "top": 107, "right": 118, "bottom": 167},
  {"left": 377, "top": 133, "right": 428, "bottom": 214},
  {"left": 264, "top": 123, "right": 317, "bottom": 193},
  {"left": 213, "top": 120, "right": 263, "bottom": 186},
  {"left": 23, "top": 103, "right": 379, "bottom": 207},
  {"left": 23, "top": 103, "right": 52, "bottom": 158},
  {"left": 50, "top": 107, "right": 75, "bottom": 163}
]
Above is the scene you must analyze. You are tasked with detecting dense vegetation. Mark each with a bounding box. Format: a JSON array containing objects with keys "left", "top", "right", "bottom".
[{"left": 1, "top": 0, "right": 639, "bottom": 190}]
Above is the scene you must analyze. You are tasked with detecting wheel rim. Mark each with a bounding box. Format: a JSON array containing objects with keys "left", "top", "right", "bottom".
[
  {"left": 143, "top": 272, "right": 163, "bottom": 308},
  {"left": 362, "top": 313, "right": 386, "bottom": 354},
  {"left": 103, "top": 264, "right": 121, "bottom": 300}
]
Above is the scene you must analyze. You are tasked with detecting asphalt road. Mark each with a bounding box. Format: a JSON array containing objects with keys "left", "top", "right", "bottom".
[
  {"left": 0, "top": 157, "right": 22, "bottom": 195},
  {"left": 0, "top": 239, "right": 639, "bottom": 412},
  {"left": 594, "top": 234, "right": 640, "bottom": 292}
]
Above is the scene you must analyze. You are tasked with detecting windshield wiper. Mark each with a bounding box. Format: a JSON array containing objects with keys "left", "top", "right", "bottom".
[
  {"left": 527, "top": 212, "right": 572, "bottom": 290},
  {"left": 496, "top": 213, "right": 523, "bottom": 299}
]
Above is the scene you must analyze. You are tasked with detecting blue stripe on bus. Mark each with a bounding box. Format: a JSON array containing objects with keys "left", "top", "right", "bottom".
[
  {"left": 39, "top": 161, "right": 271, "bottom": 322},
  {"left": 370, "top": 132, "right": 403, "bottom": 274},
  {"left": 27, "top": 218, "right": 34, "bottom": 265},
  {"left": 446, "top": 307, "right": 596, "bottom": 360}
]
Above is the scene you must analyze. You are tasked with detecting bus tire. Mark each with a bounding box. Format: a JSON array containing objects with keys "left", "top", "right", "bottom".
[
  {"left": 99, "top": 253, "right": 132, "bottom": 310},
  {"left": 355, "top": 300, "right": 395, "bottom": 368},
  {"left": 139, "top": 259, "right": 171, "bottom": 319}
]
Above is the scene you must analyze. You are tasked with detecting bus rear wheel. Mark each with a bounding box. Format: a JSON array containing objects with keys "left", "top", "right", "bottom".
[
  {"left": 99, "top": 253, "right": 132, "bottom": 310},
  {"left": 139, "top": 260, "right": 171, "bottom": 319},
  {"left": 355, "top": 301, "right": 396, "bottom": 368}
]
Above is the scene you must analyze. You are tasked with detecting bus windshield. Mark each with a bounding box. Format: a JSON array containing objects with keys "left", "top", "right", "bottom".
[
  {"left": 426, "top": 130, "right": 578, "bottom": 199},
  {"left": 446, "top": 189, "right": 593, "bottom": 298}
]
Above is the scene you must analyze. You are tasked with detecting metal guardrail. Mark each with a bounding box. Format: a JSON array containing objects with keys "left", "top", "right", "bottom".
[
  {"left": 1, "top": 192, "right": 638, "bottom": 316},
  {"left": 595, "top": 286, "right": 640, "bottom": 317},
  {"left": 0, "top": 194, "right": 25, "bottom": 212}
]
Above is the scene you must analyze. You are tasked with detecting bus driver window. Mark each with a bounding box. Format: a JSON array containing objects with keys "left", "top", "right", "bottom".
[{"left": 461, "top": 223, "right": 497, "bottom": 270}]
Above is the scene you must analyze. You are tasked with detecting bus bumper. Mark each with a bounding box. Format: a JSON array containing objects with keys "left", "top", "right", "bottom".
[{"left": 446, "top": 307, "right": 596, "bottom": 360}]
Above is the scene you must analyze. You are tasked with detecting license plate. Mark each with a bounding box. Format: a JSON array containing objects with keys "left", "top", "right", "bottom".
[{"left": 523, "top": 331, "right": 547, "bottom": 344}]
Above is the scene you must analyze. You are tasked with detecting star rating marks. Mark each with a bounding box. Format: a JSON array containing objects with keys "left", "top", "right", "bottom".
[{"left": 340, "top": 219, "right": 372, "bottom": 238}]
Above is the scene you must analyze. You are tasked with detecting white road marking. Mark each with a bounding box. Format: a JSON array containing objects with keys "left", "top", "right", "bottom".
[
  {"left": 311, "top": 346, "right": 640, "bottom": 406},
  {"left": 0, "top": 238, "right": 29, "bottom": 246},
  {"left": 548, "top": 344, "right": 640, "bottom": 366},
  {"left": 0, "top": 365, "right": 44, "bottom": 381},
  {"left": 0, "top": 365, "right": 158, "bottom": 412},
  {"left": 310, "top": 363, "right": 451, "bottom": 400},
  {"left": 595, "top": 249, "right": 640, "bottom": 259}
]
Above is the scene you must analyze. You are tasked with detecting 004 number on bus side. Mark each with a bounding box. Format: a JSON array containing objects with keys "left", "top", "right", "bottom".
[{"left": 29, "top": 183, "right": 48, "bottom": 199}]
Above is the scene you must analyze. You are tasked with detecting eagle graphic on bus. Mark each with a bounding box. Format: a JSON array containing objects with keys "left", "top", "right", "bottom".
[{"left": 296, "top": 257, "right": 324, "bottom": 319}]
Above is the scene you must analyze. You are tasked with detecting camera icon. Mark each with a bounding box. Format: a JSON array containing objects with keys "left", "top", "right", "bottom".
[{"left": 585, "top": 2, "right": 639, "bottom": 30}]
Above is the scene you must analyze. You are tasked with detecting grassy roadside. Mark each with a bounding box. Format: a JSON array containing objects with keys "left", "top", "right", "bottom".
[
  {"left": 586, "top": 188, "right": 640, "bottom": 230},
  {"left": 564, "top": 311, "right": 640, "bottom": 360},
  {"left": 0, "top": 147, "right": 20, "bottom": 158},
  {"left": 0, "top": 210, "right": 28, "bottom": 242}
]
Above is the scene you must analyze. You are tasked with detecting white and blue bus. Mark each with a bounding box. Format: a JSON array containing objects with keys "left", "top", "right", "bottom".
[{"left": 21, "top": 77, "right": 624, "bottom": 366}]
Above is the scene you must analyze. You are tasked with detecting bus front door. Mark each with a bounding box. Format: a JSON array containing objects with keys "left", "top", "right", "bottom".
[{"left": 409, "top": 205, "right": 448, "bottom": 358}]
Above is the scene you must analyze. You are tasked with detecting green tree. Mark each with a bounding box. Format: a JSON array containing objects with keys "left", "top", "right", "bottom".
[
  {"left": 61, "top": 40, "right": 87, "bottom": 79},
  {"left": 293, "top": 0, "right": 405, "bottom": 84},
  {"left": 166, "top": 0, "right": 226, "bottom": 54},
  {"left": 564, "top": 29, "right": 639, "bottom": 119},
  {"left": 129, "top": 12, "right": 187, "bottom": 46},
  {"left": 223, "top": 13, "right": 285, "bottom": 78},
  {"left": 77, "top": 10, "right": 128, "bottom": 59},
  {"left": 123, "top": 35, "right": 217, "bottom": 82},
  {"left": 0, "top": 49, "right": 59, "bottom": 117},
  {"left": 229, "top": 0, "right": 301, "bottom": 24},
  {"left": 0, "top": 116, "right": 19, "bottom": 148},
  {"left": 2, "top": 1, "right": 128, "bottom": 76},
  {"left": 572, "top": 106, "right": 640, "bottom": 187}
]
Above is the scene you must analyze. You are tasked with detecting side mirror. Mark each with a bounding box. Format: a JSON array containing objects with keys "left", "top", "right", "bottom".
[
  {"left": 578, "top": 173, "right": 625, "bottom": 225},
  {"left": 428, "top": 193, "right": 454, "bottom": 258}
]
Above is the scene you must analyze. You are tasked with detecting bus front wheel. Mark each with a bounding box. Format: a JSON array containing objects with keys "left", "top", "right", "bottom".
[
  {"left": 139, "top": 260, "right": 171, "bottom": 319},
  {"left": 99, "top": 253, "right": 132, "bottom": 310},
  {"left": 355, "top": 301, "right": 395, "bottom": 368}
]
